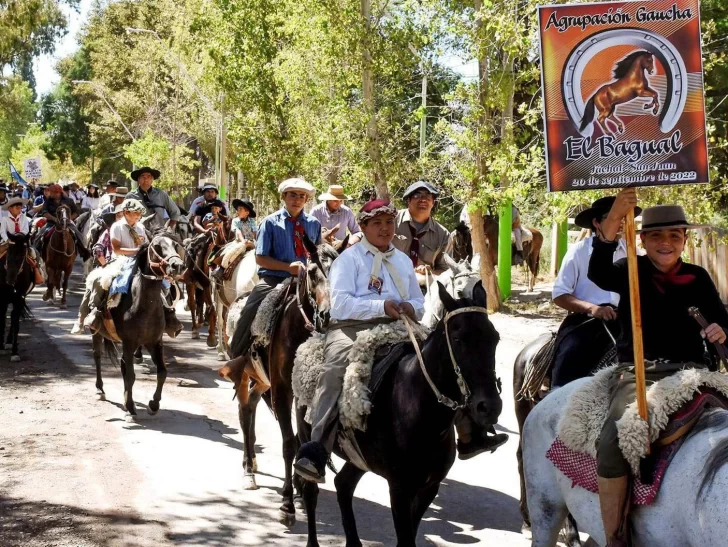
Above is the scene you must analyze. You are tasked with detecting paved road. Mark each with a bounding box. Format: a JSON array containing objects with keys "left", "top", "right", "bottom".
[{"left": 0, "top": 264, "right": 563, "bottom": 546}]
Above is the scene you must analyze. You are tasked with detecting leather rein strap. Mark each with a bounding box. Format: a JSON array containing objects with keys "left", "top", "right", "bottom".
[
  {"left": 688, "top": 306, "right": 728, "bottom": 366},
  {"left": 403, "top": 305, "right": 494, "bottom": 410}
]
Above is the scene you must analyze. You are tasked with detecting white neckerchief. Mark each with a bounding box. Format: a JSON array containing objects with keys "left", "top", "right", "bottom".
[{"left": 359, "top": 235, "right": 407, "bottom": 299}]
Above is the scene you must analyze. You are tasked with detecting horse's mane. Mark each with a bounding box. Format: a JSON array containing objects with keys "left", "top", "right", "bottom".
[
  {"left": 455, "top": 221, "right": 470, "bottom": 235},
  {"left": 316, "top": 242, "right": 339, "bottom": 264},
  {"left": 612, "top": 50, "right": 650, "bottom": 79},
  {"left": 152, "top": 228, "right": 183, "bottom": 246},
  {"left": 693, "top": 408, "right": 728, "bottom": 500},
  {"left": 131, "top": 241, "right": 151, "bottom": 278}
]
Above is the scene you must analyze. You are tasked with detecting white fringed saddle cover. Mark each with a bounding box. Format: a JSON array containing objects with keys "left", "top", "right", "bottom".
[
  {"left": 559, "top": 365, "right": 728, "bottom": 475},
  {"left": 293, "top": 321, "right": 430, "bottom": 431}
]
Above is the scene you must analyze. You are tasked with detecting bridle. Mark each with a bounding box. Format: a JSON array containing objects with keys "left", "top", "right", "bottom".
[
  {"left": 141, "top": 234, "right": 183, "bottom": 282},
  {"left": 426, "top": 267, "right": 479, "bottom": 323},
  {"left": 295, "top": 262, "right": 329, "bottom": 333},
  {"left": 49, "top": 207, "right": 76, "bottom": 257},
  {"left": 403, "top": 306, "right": 502, "bottom": 411}
]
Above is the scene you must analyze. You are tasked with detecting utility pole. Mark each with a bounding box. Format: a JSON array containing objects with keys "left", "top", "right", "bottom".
[{"left": 219, "top": 100, "right": 227, "bottom": 201}]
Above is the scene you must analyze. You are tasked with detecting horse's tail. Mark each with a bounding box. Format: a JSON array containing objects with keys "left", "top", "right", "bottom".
[{"left": 579, "top": 96, "right": 596, "bottom": 131}]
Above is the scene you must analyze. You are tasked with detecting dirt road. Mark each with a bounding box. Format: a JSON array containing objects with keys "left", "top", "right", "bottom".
[{"left": 0, "top": 267, "right": 563, "bottom": 546}]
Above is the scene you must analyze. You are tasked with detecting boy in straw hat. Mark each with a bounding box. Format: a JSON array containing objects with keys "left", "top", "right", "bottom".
[
  {"left": 310, "top": 184, "right": 361, "bottom": 243},
  {"left": 295, "top": 199, "right": 424, "bottom": 483},
  {"left": 588, "top": 187, "right": 728, "bottom": 546}
]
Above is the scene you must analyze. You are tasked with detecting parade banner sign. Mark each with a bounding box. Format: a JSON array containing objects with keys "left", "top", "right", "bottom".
[{"left": 538, "top": 0, "right": 709, "bottom": 192}]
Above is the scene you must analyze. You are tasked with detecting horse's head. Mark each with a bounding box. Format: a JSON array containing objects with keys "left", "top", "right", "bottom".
[
  {"left": 641, "top": 52, "right": 655, "bottom": 75},
  {"left": 4, "top": 233, "right": 30, "bottom": 287},
  {"left": 302, "top": 234, "right": 340, "bottom": 329},
  {"left": 443, "top": 253, "right": 480, "bottom": 300},
  {"left": 437, "top": 280, "right": 502, "bottom": 427},
  {"left": 57, "top": 205, "right": 71, "bottom": 230},
  {"left": 147, "top": 231, "right": 185, "bottom": 279}
]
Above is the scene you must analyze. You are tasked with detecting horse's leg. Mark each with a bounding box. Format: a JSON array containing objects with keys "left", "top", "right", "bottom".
[
  {"left": 205, "top": 288, "right": 217, "bottom": 348},
  {"left": 411, "top": 482, "right": 440, "bottom": 536},
  {"left": 335, "top": 462, "right": 366, "bottom": 547},
  {"left": 134, "top": 346, "right": 143, "bottom": 364},
  {"left": 146, "top": 341, "right": 167, "bottom": 415},
  {"left": 277, "top": 389, "right": 297, "bottom": 527},
  {"left": 92, "top": 334, "right": 105, "bottom": 400},
  {"left": 240, "top": 385, "right": 262, "bottom": 490},
  {"left": 593, "top": 92, "right": 614, "bottom": 136},
  {"left": 59, "top": 266, "right": 71, "bottom": 308},
  {"left": 216, "top": 298, "right": 227, "bottom": 361},
  {"left": 529, "top": 491, "right": 568, "bottom": 547},
  {"left": 43, "top": 266, "right": 53, "bottom": 301},
  {"left": 0, "top": 298, "right": 7, "bottom": 352},
  {"left": 562, "top": 514, "right": 583, "bottom": 547},
  {"left": 121, "top": 343, "right": 137, "bottom": 419},
  {"left": 516, "top": 401, "right": 534, "bottom": 530},
  {"left": 302, "top": 480, "right": 321, "bottom": 547},
  {"left": 9, "top": 296, "right": 22, "bottom": 361},
  {"left": 187, "top": 282, "right": 199, "bottom": 339},
  {"left": 389, "top": 484, "right": 417, "bottom": 547},
  {"left": 639, "top": 86, "right": 660, "bottom": 114},
  {"left": 607, "top": 105, "right": 625, "bottom": 134}
]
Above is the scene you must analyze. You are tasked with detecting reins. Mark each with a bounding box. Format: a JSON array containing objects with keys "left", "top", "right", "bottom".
[
  {"left": 140, "top": 234, "right": 182, "bottom": 282},
  {"left": 296, "top": 265, "right": 318, "bottom": 332},
  {"left": 48, "top": 210, "right": 76, "bottom": 258},
  {"left": 402, "top": 305, "right": 499, "bottom": 411}
]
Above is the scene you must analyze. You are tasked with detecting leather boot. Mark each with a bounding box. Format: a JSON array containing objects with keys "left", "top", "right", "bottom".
[
  {"left": 598, "top": 475, "right": 630, "bottom": 546},
  {"left": 455, "top": 415, "right": 509, "bottom": 460}
]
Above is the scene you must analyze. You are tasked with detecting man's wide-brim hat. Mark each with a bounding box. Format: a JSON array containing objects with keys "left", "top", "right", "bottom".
[
  {"left": 105, "top": 180, "right": 119, "bottom": 187},
  {"left": 130, "top": 167, "right": 161, "bottom": 181},
  {"left": 638, "top": 205, "right": 707, "bottom": 233},
  {"left": 205, "top": 199, "right": 225, "bottom": 209},
  {"left": 278, "top": 177, "right": 314, "bottom": 196},
  {"left": 318, "top": 185, "right": 350, "bottom": 201},
  {"left": 88, "top": 183, "right": 99, "bottom": 189},
  {"left": 201, "top": 183, "right": 219, "bottom": 192},
  {"left": 2, "top": 197, "right": 27, "bottom": 211},
  {"left": 574, "top": 196, "right": 642, "bottom": 230},
  {"left": 232, "top": 199, "right": 257, "bottom": 218},
  {"left": 403, "top": 180, "right": 440, "bottom": 200},
  {"left": 109, "top": 187, "right": 129, "bottom": 198}
]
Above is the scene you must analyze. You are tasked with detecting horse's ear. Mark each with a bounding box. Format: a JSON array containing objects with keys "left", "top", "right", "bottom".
[
  {"left": 442, "top": 252, "right": 460, "bottom": 273},
  {"left": 471, "top": 253, "right": 481, "bottom": 272},
  {"left": 473, "top": 280, "right": 487, "bottom": 309},
  {"left": 338, "top": 235, "right": 350, "bottom": 254},
  {"left": 303, "top": 234, "right": 318, "bottom": 256},
  {"left": 437, "top": 281, "right": 458, "bottom": 312}
]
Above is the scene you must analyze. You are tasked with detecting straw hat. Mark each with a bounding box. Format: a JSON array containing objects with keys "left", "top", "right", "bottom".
[
  {"left": 318, "top": 185, "right": 350, "bottom": 201},
  {"left": 2, "top": 197, "right": 27, "bottom": 211}
]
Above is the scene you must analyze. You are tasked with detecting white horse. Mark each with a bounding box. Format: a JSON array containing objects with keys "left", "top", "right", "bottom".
[
  {"left": 421, "top": 253, "right": 481, "bottom": 328},
  {"left": 523, "top": 377, "right": 728, "bottom": 546},
  {"left": 211, "top": 243, "right": 259, "bottom": 360}
]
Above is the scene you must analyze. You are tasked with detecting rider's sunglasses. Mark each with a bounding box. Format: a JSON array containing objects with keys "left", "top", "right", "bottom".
[
  {"left": 411, "top": 192, "right": 434, "bottom": 201},
  {"left": 286, "top": 192, "right": 308, "bottom": 200}
]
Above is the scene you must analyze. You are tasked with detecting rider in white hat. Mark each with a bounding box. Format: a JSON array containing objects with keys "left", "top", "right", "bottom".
[
  {"left": 228, "top": 177, "right": 322, "bottom": 359},
  {"left": 310, "top": 185, "right": 361, "bottom": 244}
]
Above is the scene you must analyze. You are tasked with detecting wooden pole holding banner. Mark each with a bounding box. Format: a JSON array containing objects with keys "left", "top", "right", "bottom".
[{"left": 624, "top": 205, "right": 649, "bottom": 428}]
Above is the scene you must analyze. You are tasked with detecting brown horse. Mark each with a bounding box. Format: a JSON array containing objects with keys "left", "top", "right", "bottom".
[
  {"left": 219, "top": 236, "right": 345, "bottom": 527},
  {"left": 580, "top": 50, "right": 658, "bottom": 136},
  {"left": 184, "top": 219, "right": 230, "bottom": 346},
  {"left": 43, "top": 205, "right": 76, "bottom": 308}
]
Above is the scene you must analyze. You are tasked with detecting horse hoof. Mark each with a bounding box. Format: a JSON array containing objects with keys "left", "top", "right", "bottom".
[
  {"left": 10, "top": 354, "right": 20, "bottom": 362},
  {"left": 521, "top": 523, "right": 532, "bottom": 538},
  {"left": 243, "top": 474, "right": 258, "bottom": 490},
  {"left": 217, "top": 352, "right": 227, "bottom": 362},
  {"left": 148, "top": 400, "right": 160, "bottom": 414},
  {"left": 59, "top": 302, "right": 67, "bottom": 309},
  {"left": 206, "top": 338, "right": 217, "bottom": 348},
  {"left": 125, "top": 413, "right": 138, "bottom": 423},
  {"left": 96, "top": 391, "right": 106, "bottom": 401},
  {"left": 191, "top": 331, "right": 200, "bottom": 340},
  {"left": 278, "top": 509, "right": 296, "bottom": 528},
  {"left": 134, "top": 356, "right": 144, "bottom": 364}
]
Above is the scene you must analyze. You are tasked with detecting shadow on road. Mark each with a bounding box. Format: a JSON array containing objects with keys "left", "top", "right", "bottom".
[{"left": 0, "top": 495, "right": 168, "bottom": 547}]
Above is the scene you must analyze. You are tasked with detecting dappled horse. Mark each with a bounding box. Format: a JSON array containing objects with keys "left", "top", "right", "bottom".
[
  {"left": 92, "top": 232, "right": 184, "bottom": 419},
  {"left": 43, "top": 204, "right": 76, "bottom": 308},
  {"left": 484, "top": 215, "right": 543, "bottom": 292},
  {"left": 0, "top": 233, "right": 35, "bottom": 362},
  {"left": 297, "top": 282, "right": 503, "bottom": 547},
  {"left": 219, "top": 236, "right": 344, "bottom": 526}
]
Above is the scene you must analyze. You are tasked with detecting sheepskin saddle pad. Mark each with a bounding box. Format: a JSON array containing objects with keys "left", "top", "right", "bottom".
[
  {"left": 293, "top": 321, "right": 430, "bottom": 431},
  {"left": 556, "top": 365, "right": 728, "bottom": 476},
  {"left": 250, "top": 278, "right": 293, "bottom": 347}
]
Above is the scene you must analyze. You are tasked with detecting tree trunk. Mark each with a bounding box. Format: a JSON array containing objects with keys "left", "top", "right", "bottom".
[
  {"left": 362, "top": 0, "right": 388, "bottom": 199},
  {"left": 473, "top": 0, "right": 502, "bottom": 311}
]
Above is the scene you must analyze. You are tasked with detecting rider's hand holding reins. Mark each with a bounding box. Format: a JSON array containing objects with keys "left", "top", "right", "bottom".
[
  {"left": 288, "top": 261, "right": 305, "bottom": 276},
  {"left": 591, "top": 305, "right": 617, "bottom": 321},
  {"left": 384, "top": 300, "right": 417, "bottom": 321},
  {"left": 701, "top": 323, "right": 727, "bottom": 345}
]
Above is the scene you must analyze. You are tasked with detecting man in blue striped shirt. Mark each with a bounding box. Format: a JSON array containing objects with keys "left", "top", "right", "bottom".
[{"left": 229, "top": 178, "right": 322, "bottom": 358}]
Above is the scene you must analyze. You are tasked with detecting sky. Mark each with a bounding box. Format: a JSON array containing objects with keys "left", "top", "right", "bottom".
[{"left": 33, "top": 0, "right": 92, "bottom": 97}]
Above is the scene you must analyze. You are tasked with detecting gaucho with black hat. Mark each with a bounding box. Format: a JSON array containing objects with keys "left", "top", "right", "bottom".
[
  {"left": 548, "top": 195, "right": 642, "bottom": 389},
  {"left": 126, "top": 166, "right": 181, "bottom": 230}
]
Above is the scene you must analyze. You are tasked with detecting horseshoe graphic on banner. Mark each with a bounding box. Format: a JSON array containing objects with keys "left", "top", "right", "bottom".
[{"left": 562, "top": 28, "right": 688, "bottom": 138}]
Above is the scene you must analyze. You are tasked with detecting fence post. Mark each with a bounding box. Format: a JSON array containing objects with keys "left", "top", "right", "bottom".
[
  {"left": 498, "top": 199, "right": 512, "bottom": 299},
  {"left": 550, "top": 219, "right": 568, "bottom": 276}
]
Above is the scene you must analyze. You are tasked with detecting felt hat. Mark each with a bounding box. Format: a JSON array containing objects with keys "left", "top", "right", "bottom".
[
  {"left": 87, "top": 183, "right": 100, "bottom": 189},
  {"left": 232, "top": 199, "right": 257, "bottom": 218},
  {"left": 201, "top": 183, "right": 219, "bottom": 192},
  {"left": 278, "top": 178, "right": 314, "bottom": 196},
  {"left": 318, "top": 185, "right": 350, "bottom": 201},
  {"left": 574, "top": 196, "right": 642, "bottom": 230},
  {"left": 108, "top": 187, "right": 129, "bottom": 198},
  {"left": 403, "top": 181, "right": 440, "bottom": 199},
  {"left": 205, "top": 199, "right": 225, "bottom": 209},
  {"left": 105, "top": 180, "right": 119, "bottom": 188},
  {"left": 47, "top": 183, "right": 63, "bottom": 194},
  {"left": 130, "top": 166, "right": 161, "bottom": 181},
  {"left": 638, "top": 205, "right": 707, "bottom": 233},
  {"left": 2, "top": 197, "right": 27, "bottom": 211},
  {"left": 102, "top": 210, "right": 121, "bottom": 226},
  {"left": 120, "top": 199, "right": 147, "bottom": 214},
  {"left": 357, "top": 199, "right": 397, "bottom": 223}
]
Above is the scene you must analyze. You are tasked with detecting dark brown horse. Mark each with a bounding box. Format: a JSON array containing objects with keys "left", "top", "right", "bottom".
[
  {"left": 451, "top": 218, "right": 543, "bottom": 291},
  {"left": 0, "top": 233, "right": 35, "bottom": 362},
  {"left": 43, "top": 204, "right": 76, "bottom": 308},
  {"left": 218, "top": 236, "right": 345, "bottom": 527},
  {"left": 580, "top": 50, "right": 658, "bottom": 136}
]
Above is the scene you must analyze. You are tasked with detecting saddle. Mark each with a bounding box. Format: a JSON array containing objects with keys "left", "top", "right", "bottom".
[{"left": 548, "top": 366, "right": 728, "bottom": 504}]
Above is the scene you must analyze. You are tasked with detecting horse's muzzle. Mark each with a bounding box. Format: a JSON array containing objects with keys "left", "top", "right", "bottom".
[
  {"left": 167, "top": 258, "right": 185, "bottom": 278},
  {"left": 470, "top": 394, "right": 503, "bottom": 427}
]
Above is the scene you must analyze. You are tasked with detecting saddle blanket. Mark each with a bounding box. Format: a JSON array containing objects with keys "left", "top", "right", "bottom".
[
  {"left": 557, "top": 365, "right": 728, "bottom": 476},
  {"left": 511, "top": 227, "right": 533, "bottom": 244},
  {"left": 250, "top": 278, "right": 292, "bottom": 346},
  {"left": 293, "top": 321, "right": 430, "bottom": 431},
  {"left": 548, "top": 390, "right": 728, "bottom": 504}
]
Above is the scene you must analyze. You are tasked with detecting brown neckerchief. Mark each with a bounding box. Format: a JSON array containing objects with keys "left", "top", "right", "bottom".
[{"left": 127, "top": 224, "right": 142, "bottom": 247}]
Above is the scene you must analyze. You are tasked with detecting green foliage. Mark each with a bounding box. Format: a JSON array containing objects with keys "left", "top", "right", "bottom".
[{"left": 0, "top": 76, "right": 36, "bottom": 165}]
